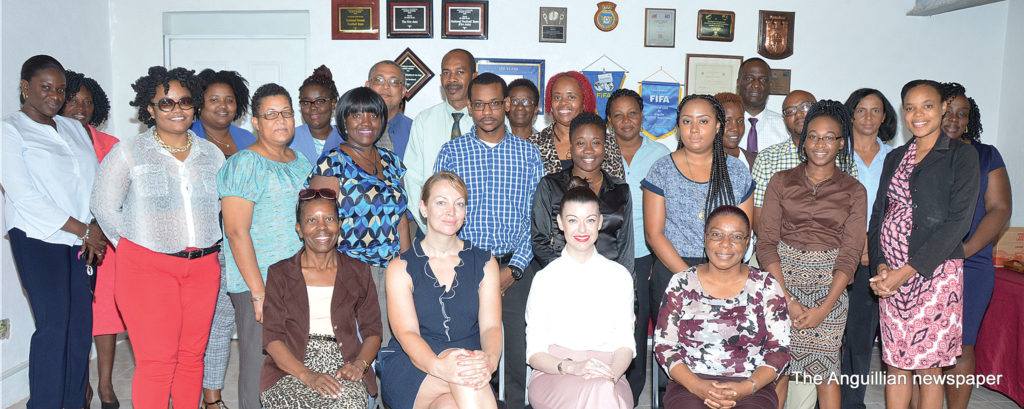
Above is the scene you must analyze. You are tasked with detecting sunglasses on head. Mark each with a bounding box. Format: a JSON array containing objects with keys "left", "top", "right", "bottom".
[{"left": 299, "top": 188, "right": 338, "bottom": 201}]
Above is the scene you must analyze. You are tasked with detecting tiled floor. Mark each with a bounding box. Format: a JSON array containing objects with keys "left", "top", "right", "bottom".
[{"left": 7, "top": 339, "right": 1020, "bottom": 408}]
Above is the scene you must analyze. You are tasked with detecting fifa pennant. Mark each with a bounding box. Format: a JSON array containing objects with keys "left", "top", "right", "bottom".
[
  {"left": 639, "top": 81, "right": 681, "bottom": 140},
  {"left": 583, "top": 71, "right": 626, "bottom": 118}
]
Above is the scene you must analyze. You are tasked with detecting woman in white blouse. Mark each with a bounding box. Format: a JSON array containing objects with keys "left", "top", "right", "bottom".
[
  {"left": 91, "top": 66, "right": 225, "bottom": 408},
  {"left": 525, "top": 176, "right": 635, "bottom": 409}
]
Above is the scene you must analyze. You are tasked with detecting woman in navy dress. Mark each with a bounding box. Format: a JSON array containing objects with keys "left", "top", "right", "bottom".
[{"left": 378, "top": 171, "right": 502, "bottom": 409}]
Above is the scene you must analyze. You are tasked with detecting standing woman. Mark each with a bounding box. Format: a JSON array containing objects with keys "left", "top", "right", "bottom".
[
  {"left": 291, "top": 65, "right": 343, "bottom": 166},
  {"left": 527, "top": 71, "right": 625, "bottom": 178},
  {"left": 938, "top": 83, "right": 1011, "bottom": 409},
  {"left": 217, "top": 83, "right": 312, "bottom": 409},
  {"left": 3, "top": 54, "right": 103, "bottom": 409},
  {"left": 91, "top": 66, "right": 225, "bottom": 408},
  {"left": 532, "top": 112, "right": 633, "bottom": 272},
  {"left": 868, "top": 79, "right": 979, "bottom": 409},
  {"left": 506, "top": 78, "right": 540, "bottom": 139},
  {"left": 60, "top": 69, "right": 122, "bottom": 409},
  {"left": 192, "top": 69, "right": 256, "bottom": 157},
  {"left": 713, "top": 92, "right": 757, "bottom": 170},
  {"left": 756, "top": 101, "right": 867, "bottom": 409},
  {"left": 308, "top": 87, "right": 411, "bottom": 347}
]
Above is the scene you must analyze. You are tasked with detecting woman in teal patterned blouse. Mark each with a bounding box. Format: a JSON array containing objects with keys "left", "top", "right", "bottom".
[
  {"left": 218, "top": 83, "right": 312, "bottom": 409},
  {"left": 308, "top": 86, "right": 410, "bottom": 348}
]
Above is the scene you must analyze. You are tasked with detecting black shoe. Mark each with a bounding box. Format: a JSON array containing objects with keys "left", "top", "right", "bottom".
[
  {"left": 203, "top": 400, "right": 229, "bottom": 409},
  {"left": 100, "top": 400, "right": 120, "bottom": 409}
]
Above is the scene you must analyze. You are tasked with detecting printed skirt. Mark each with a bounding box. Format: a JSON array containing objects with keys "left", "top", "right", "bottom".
[
  {"left": 779, "top": 241, "right": 848, "bottom": 378},
  {"left": 261, "top": 336, "right": 368, "bottom": 409}
]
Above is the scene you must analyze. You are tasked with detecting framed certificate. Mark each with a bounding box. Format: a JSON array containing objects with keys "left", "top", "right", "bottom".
[
  {"left": 644, "top": 8, "right": 676, "bottom": 48},
  {"left": 539, "top": 7, "right": 567, "bottom": 43},
  {"left": 442, "top": 0, "right": 488, "bottom": 39},
  {"left": 331, "top": 0, "right": 380, "bottom": 40},
  {"left": 684, "top": 54, "right": 743, "bottom": 96},
  {"left": 395, "top": 48, "right": 435, "bottom": 101},
  {"left": 476, "top": 58, "right": 546, "bottom": 113},
  {"left": 387, "top": 0, "right": 432, "bottom": 38},
  {"left": 697, "top": 9, "right": 735, "bottom": 42}
]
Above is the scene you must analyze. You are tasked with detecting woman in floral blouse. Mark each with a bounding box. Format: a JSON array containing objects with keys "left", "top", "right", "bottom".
[{"left": 654, "top": 205, "right": 790, "bottom": 409}]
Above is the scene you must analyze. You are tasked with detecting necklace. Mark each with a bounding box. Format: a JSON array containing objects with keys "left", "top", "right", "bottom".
[
  {"left": 153, "top": 129, "right": 192, "bottom": 153},
  {"left": 682, "top": 150, "right": 705, "bottom": 220},
  {"left": 343, "top": 142, "right": 382, "bottom": 176},
  {"left": 204, "top": 126, "right": 232, "bottom": 148}
]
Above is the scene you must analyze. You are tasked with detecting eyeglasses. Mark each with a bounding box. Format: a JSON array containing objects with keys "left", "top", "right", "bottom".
[
  {"left": 783, "top": 101, "right": 814, "bottom": 117},
  {"left": 370, "top": 76, "right": 404, "bottom": 88},
  {"left": 299, "top": 98, "right": 330, "bottom": 107},
  {"left": 705, "top": 231, "right": 749, "bottom": 244},
  {"left": 299, "top": 188, "right": 338, "bottom": 201},
  {"left": 806, "top": 134, "right": 841, "bottom": 143},
  {"left": 150, "top": 97, "right": 195, "bottom": 112},
  {"left": 471, "top": 100, "right": 504, "bottom": 111},
  {"left": 510, "top": 98, "right": 535, "bottom": 107},
  {"left": 258, "top": 110, "right": 295, "bottom": 120}
]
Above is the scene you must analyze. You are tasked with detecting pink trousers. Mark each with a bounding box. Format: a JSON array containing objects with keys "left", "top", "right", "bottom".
[{"left": 527, "top": 345, "right": 633, "bottom": 409}]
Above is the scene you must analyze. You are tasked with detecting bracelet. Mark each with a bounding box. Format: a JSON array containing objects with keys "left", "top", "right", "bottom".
[
  {"left": 78, "top": 223, "right": 91, "bottom": 242},
  {"left": 746, "top": 378, "right": 758, "bottom": 392},
  {"left": 251, "top": 294, "right": 265, "bottom": 302},
  {"left": 357, "top": 359, "right": 371, "bottom": 373}
]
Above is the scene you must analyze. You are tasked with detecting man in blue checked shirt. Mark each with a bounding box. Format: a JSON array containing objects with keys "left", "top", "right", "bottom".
[{"left": 433, "top": 72, "right": 544, "bottom": 408}]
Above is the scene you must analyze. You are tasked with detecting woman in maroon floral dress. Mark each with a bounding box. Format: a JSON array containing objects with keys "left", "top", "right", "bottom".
[{"left": 867, "top": 79, "right": 979, "bottom": 409}]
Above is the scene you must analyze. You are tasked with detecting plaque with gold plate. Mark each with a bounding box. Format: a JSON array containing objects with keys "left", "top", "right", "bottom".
[
  {"left": 332, "top": 0, "right": 380, "bottom": 40},
  {"left": 696, "top": 9, "right": 734, "bottom": 42},
  {"left": 594, "top": 2, "right": 618, "bottom": 32}
]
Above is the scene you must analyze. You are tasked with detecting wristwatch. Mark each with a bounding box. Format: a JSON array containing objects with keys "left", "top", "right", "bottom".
[{"left": 509, "top": 265, "right": 524, "bottom": 281}]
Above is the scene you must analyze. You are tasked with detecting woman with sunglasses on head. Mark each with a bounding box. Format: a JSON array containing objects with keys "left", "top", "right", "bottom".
[
  {"left": 260, "top": 188, "right": 382, "bottom": 409},
  {"left": 192, "top": 69, "right": 256, "bottom": 158},
  {"left": 291, "top": 65, "right": 343, "bottom": 166},
  {"left": 215, "top": 83, "right": 312, "bottom": 409},
  {"left": 91, "top": 66, "right": 224, "bottom": 408},
  {"left": 757, "top": 101, "right": 867, "bottom": 409}
]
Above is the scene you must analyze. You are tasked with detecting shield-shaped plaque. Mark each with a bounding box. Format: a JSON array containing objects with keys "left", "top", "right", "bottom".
[
  {"left": 757, "top": 10, "right": 795, "bottom": 60},
  {"left": 594, "top": 2, "right": 618, "bottom": 32}
]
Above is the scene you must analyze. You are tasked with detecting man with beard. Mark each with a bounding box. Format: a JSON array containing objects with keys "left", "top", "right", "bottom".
[
  {"left": 366, "top": 60, "right": 413, "bottom": 159},
  {"left": 736, "top": 58, "right": 789, "bottom": 153},
  {"left": 433, "top": 73, "right": 544, "bottom": 409},
  {"left": 405, "top": 49, "right": 477, "bottom": 232}
]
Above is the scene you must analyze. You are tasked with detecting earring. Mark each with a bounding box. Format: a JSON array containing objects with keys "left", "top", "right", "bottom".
[
  {"left": 963, "top": 128, "right": 969, "bottom": 135},
  {"left": 21, "top": 92, "right": 27, "bottom": 100}
]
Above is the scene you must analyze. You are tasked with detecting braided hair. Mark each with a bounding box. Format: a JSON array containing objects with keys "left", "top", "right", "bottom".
[
  {"left": 300, "top": 65, "right": 339, "bottom": 101},
  {"left": 196, "top": 69, "right": 251, "bottom": 121},
  {"left": 129, "top": 66, "right": 200, "bottom": 127},
  {"left": 940, "top": 82, "right": 983, "bottom": 142},
  {"left": 63, "top": 70, "right": 111, "bottom": 126},
  {"left": 676, "top": 94, "right": 735, "bottom": 220},
  {"left": 798, "top": 100, "right": 856, "bottom": 175}
]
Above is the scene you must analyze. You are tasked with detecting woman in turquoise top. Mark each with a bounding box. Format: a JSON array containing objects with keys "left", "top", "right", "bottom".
[{"left": 217, "top": 83, "right": 311, "bottom": 409}]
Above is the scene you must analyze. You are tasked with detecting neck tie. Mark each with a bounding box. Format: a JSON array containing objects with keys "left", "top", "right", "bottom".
[
  {"left": 746, "top": 117, "right": 759, "bottom": 153},
  {"left": 451, "top": 112, "right": 465, "bottom": 140}
]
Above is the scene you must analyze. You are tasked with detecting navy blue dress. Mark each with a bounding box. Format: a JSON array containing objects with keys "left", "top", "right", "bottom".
[
  {"left": 962, "top": 142, "right": 1005, "bottom": 346},
  {"left": 377, "top": 238, "right": 490, "bottom": 409}
]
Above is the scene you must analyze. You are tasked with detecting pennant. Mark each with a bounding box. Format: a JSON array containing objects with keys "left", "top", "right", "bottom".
[
  {"left": 582, "top": 70, "right": 626, "bottom": 118},
  {"left": 639, "top": 81, "right": 681, "bottom": 140}
]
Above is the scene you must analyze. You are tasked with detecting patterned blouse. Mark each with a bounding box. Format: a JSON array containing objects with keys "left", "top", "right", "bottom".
[
  {"left": 654, "top": 266, "right": 791, "bottom": 378},
  {"left": 526, "top": 123, "right": 625, "bottom": 179},
  {"left": 309, "top": 146, "right": 408, "bottom": 266}
]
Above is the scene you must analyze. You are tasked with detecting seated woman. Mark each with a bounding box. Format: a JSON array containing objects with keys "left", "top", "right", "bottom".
[
  {"left": 532, "top": 112, "right": 633, "bottom": 273},
  {"left": 260, "top": 189, "right": 383, "bottom": 409},
  {"left": 526, "top": 177, "right": 636, "bottom": 409},
  {"left": 378, "top": 171, "right": 502, "bottom": 409},
  {"left": 655, "top": 205, "right": 790, "bottom": 409}
]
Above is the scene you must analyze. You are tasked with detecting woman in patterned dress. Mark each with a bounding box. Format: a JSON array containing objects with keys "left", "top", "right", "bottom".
[{"left": 867, "top": 80, "right": 980, "bottom": 409}]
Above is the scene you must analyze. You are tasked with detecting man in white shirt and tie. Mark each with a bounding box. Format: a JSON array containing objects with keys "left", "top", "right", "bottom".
[{"left": 736, "top": 58, "right": 789, "bottom": 153}]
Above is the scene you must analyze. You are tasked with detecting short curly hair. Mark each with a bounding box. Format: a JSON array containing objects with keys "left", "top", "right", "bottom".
[
  {"left": 940, "top": 82, "right": 983, "bottom": 142},
  {"left": 129, "top": 66, "right": 201, "bottom": 127},
  {"left": 62, "top": 70, "right": 111, "bottom": 126},
  {"left": 544, "top": 71, "right": 596, "bottom": 115},
  {"left": 196, "top": 69, "right": 250, "bottom": 121}
]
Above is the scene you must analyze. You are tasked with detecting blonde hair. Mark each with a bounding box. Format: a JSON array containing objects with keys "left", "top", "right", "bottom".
[{"left": 421, "top": 171, "right": 469, "bottom": 204}]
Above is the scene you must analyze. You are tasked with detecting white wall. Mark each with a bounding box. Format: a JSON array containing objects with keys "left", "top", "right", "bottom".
[
  {"left": 1, "top": 1, "right": 113, "bottom": 406},
  {"left": 997, "top": 0, "right": 1023, "bottom": 226}
]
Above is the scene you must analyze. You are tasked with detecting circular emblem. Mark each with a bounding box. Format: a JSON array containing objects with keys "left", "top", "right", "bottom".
[{"left": 594, "top": 2, "right": 618, "bottom": 32}]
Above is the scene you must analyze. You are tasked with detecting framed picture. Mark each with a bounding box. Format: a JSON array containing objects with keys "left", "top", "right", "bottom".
[
  {"left": 331, "top": 0, "right": 380, "bottom": 40},
  {"left": 758, "top": 10, "right": 795, "bottom": 59},
  {"left": 539, "top": 7, "right": 567, "bottom": 43},
  {"left": 770, "top": 69, "right": 792, "bottom": 95},
  {"left": 395, "top": 48, "right": 435, "bottom": 101},
  {"left": 475, "top": 58, "right": 545, "bottom": 113},
  {"left": 696, "top": 9, "right": 735, "bottom": 42},
  {"left": 644, "top": 8, "right": 675, "bottom": 48},
  {"left": 442, "top": 0, "right": 488, "bottom": 39},
  {"left": 684, "top": 54, "right": 743, "bottom": 96},
  {"left": 387, "top": 0, "right": 432, "bottom": 38}
]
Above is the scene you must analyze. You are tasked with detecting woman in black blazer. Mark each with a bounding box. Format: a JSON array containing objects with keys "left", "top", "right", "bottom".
[{"left": 867, "top": 79, "right": 979, "bottom": 409}]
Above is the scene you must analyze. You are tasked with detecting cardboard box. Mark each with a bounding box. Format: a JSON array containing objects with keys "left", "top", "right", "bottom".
[{"left": 993, "top": 227, "right": 1024, "bottom": 267}]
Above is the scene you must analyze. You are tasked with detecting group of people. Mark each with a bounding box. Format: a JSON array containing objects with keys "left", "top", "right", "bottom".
[{"left": 2, "top": 46, "right": 1009, "bottom": 409}]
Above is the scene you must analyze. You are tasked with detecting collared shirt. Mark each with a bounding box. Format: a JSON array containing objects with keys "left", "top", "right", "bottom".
[
  {"left": 3, "top": 112, "right": 98, "bottom": 245},
  {"left": 854, "top": 138, "right": 895, "bottom": 228},
  {"left": 91, "top": 128, "right": 226, "bottom": 253},
  {"left": 289, "top": 124, "right": 343, "bottom": 168},
  {"left": 526, "top": 248, "right": 635, "bottom": 362},
  {"left": 622, "top": 137, "right": 671, "bottom": 257},
  {"left": 741, "top": 109, "right": 789, "bottom": 152},
  {"left": 405, "top": 101, "right": 474, "bottom": 229},
  {"left": 387, "top": 112, "right": 413, "bottom": 160},
  {"left": 190, "top": 120, "right": 257, "bottom": 154},
  {"left": 433, "top": 126, "right": 544, "bottom": 270},
  {"left": 751, "top": 138, "right": 802, "bottom": 207}
]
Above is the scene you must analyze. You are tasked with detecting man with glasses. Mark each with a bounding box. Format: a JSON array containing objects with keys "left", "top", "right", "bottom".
[
  {"left": 366, "top": 60, "right": 413, "bottom": 159},
  {"left": 433, "top": 73, "right": 544, "bottom": 409},
  {"left": 736, "top": 58, "right": 789, "bottom": 153},
  {"left": 506, "top": 78, "right": 540, "bottom": 139}
]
